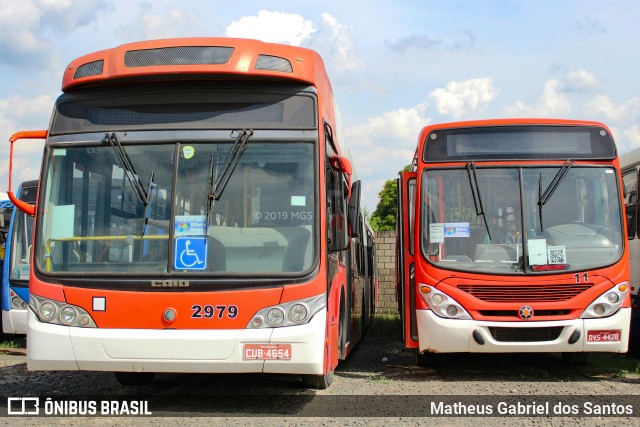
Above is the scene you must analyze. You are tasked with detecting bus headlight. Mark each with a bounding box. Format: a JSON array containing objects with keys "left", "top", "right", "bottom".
[
  {"left": 418, "top": 284, "right": 472, "bottom": 320},
  {"left": 289, "top": 303, "right": 308, "bottom": 323},
  {"left": 39, "top": 302, "right": 56, "bottom": 321},
  {"left": 60, "top": 307, "right": 78, "bottom": 324},
  {"left": 580, "top": 282, "right": 628, "bottom": 319},
  {"left": 29, "top": 294, "right": 97, "bottom": 328},
  {"left": 247, "top": 294, "right": 325, "bottom": 329},
  {"left": 266, "top": 308, "right": 285, "bottom": 326},
  {"left": 11, "top": 297, "right": 24, "bottom": 310}
]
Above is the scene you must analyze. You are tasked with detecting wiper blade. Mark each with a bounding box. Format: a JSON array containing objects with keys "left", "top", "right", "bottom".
[
  {"left": 466, "top": 162, "right": 491, "bottom": 241},
  {"left": 538, "top": 172, "right": 544, "bottom": 232},
  {"left": 106, "top": 132, "right": 147, "bottom": 206},
  {"left": 205, "top": 154, "right": 216, "bottom": 236},
  {"left": 538, "top": 160, "right": 574, "bottom": 206},
  {"left": 141, "top": 170, "right": 155, "bottom": 238},
  {"left": 212, "top": 129, "right": 253, "bottom": 201},
  {"left": 204, "top": 129, "right": 253, "bottom": 235}
]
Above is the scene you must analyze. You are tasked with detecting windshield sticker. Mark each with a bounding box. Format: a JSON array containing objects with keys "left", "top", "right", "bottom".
[
  {"left": 291, "top": 196, "right": 306, "bottom": 206},
  {"left": 182, "top": 145, "right": 195, "bottom": 159},
  {"left": 429, "top": 223, "right": 445, "bottom": 243},
  {"left": 527, "top": 239, "right": 547, "bottom": 265},
  {"left": 444, "top": 223, "right": 470, "bottom": 238},
  {"left": 175, "top": 215, "right": 207, "bottom": 236},
  {"left": 51, "top": 205, "right": 75, "bottom": 239},
  {"left": 174, "top": 236, "right": 208, "bottom": 271},
  {"left": 547, "top": 246, "right": 567, "bottom": 264},
  {"left": 53, "top": 149, "right": 67, "bottom": 157}
]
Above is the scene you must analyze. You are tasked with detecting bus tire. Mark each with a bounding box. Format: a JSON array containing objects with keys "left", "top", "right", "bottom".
[
  {"left": 113, "top": 372, "right": 155, "bottom": 386},
  {"left": 414, "top": 349, "right": 435, "bottom": 367},
  {"left": 301, "top": 370, "right": 334, "bottom": 389},
  {"left": 561, "top": 352, "right": 589, "bottom": 365}
]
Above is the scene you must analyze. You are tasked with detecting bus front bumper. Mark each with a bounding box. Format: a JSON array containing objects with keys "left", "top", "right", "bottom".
[
  {"left": 2, "top": 309, "right": 27, "bottom": 335},
  {"left": 416, "top": 308, "right": 630, "bottom": 354},
  {"left": 27, "top": 310, "right": 326, "bottom": 375}
]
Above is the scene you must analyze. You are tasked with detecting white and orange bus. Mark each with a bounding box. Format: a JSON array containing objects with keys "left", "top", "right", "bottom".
[
  {"left": 7, "top": 38, "right": 377, "bottom": 388},
  {"left": 619, "top": 148, "right": 640, "bottom": 353},
  {"left": 397, "top": 119, "right": 630, "bottom": 365}
]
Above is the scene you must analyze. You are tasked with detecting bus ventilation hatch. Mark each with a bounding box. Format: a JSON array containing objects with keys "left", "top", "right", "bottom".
[
  {"left": 74, "top": 60, "right": 104, "bottom": 79},
  {"left": 124, "top": 46, "right": 234, "bottom": 67},
  {"left": 255, "top": 55, "right": 293, "bottom": 73}
]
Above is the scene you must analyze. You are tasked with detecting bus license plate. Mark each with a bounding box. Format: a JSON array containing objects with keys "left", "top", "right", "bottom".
[
  {"left": 586, "top": 330, "right": 621, "bottom": 342},
  {"left": 243, "top": 344, "right": 292, "bottom": 360}
]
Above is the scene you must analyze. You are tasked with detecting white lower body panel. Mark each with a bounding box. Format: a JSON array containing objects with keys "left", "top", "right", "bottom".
[
  {"left": 2, "top": 309, "right": 27, "bottom": 335},
  {"left": 416, "top": 308, "right": 630, "bottom": 353},
  {"left": 27, "top": 310, "right": 326, "bottom": 375}
]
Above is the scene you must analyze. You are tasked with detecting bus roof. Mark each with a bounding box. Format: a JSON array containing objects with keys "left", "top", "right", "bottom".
[
  {"left": 416, "top": 118, "right": 617, "bottom": 163},
  {"left": 62, "top": 37, "right": 330, "bottom": 92}
]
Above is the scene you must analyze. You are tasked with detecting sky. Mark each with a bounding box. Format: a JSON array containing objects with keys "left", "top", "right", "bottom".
[{"left": 1, "top": 0, "right": 639, "bottom": 212}]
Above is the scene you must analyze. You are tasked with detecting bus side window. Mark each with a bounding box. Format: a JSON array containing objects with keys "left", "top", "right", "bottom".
[{"left": 623, "top": 169, "right": 638, "bottom": 239}]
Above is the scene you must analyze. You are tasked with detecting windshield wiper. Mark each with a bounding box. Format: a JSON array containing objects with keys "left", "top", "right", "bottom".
[
  {"left": 466, "top": 162, "right": 491, "bottom": 241},
  {"left": 141, "top": 170, "right": 155, "bottom": 238},
  {"left": 204, "top": 129, "right": 253, "bottom": 234},
  {"left": 106, "top": 132, "right": 147, "bottom": 206},
  {"left": 537, "top": 160, "right": 574, "bottom": 232}
]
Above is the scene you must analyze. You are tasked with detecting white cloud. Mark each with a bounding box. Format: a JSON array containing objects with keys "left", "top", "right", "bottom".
[
  {"left": 505, "top": 79, "right": 571, "bottom": 117},
  {"left": 315, "top": 13, "right": 363, "bottom": 72},
  {"left": 0, "top": 0, "right": 107, "bottom": 67},
  {"left": 560, "top": 69, "right": 601, "bottom": 92},
  {"left": 621, "top": 125, "right": 640, "bottom": 153},
  {"left": 226, "top": 10, "right": 316, "bottom": 46},
  {"left": 584, "top": 95, "right": 640, "bottom": 123},
  {"left": 0, "top": 94, "right": 55, "bottom": 193},
  {"left": 428, "top": 78, "right": 496, "bottom": 118},
  {"left": 118, "top": 6, "right": 207, "bottom": 40},
  {"left": 345, "top": 104, "right": 429, "bottom": 210}
]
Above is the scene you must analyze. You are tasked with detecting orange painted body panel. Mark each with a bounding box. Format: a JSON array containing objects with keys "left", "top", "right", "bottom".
[
  {"left": 62, "top": 285, "right": 283, "bottom": 329},
  {"left": 63, "top": 37, "right": 324, "bottom": 91}
]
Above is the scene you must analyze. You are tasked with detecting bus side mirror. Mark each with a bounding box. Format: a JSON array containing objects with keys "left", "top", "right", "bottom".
[
  {"left": 328, "top": 156, "right": 352, "bottom": 176},
  {"left": 7, "top": 130, "right": 47, "bottom": 216},
  {"left": 348, "top": 180, "right": 361, "bottom": 238}
]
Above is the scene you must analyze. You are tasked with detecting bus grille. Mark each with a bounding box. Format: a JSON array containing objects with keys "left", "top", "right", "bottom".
[
  {"left": 458, "top": 283, "right": 592, "bottom": 302},
  {"left": 488, "top": 326, "right": 564, "bottom": 342}
]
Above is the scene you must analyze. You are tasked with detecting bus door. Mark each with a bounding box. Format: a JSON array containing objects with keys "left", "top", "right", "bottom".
[{"left": 397, "top": 171, "right": 417, "bottom": 347}]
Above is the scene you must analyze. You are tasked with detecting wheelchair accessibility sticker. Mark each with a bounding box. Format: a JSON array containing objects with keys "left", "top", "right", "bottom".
[{"left": 174, "top": 236, "right": 207, "bottom": 270}]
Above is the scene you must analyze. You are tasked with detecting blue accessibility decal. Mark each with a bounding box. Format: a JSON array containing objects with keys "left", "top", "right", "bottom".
[{"left": 174, "top": 236, "right": 208, "bottom": 270}]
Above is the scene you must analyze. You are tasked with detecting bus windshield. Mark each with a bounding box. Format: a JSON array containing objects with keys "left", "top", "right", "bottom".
[
  {"left": 421, "top": 166, "right": 623, "bottom": 274},
  {"left": 37, "top": 140, "right": 316, "bottom": 275}
]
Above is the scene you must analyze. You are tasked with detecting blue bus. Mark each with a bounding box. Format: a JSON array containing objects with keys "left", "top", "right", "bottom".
[{"left": 1, "top": 180, "right": 38, "bottom": 339}]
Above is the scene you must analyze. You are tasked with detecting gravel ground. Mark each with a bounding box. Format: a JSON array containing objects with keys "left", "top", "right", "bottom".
[{"left": 0, "top": 317, "right": 637, "bottom": 426}]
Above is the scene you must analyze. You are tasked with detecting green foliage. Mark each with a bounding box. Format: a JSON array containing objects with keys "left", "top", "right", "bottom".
[{"left": 370, "top": 165, "right": 412, "bottom": 231}]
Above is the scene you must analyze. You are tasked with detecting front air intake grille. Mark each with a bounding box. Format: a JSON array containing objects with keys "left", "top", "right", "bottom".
[
  {"left": 458, "top": 283, "right": 592, "bottom": 302},
  {"left": 124, "top": 46, "right": 234, "bottom": 67},
  {"left": 488, "top": 326, "right": 564, "bottom": 342},
  {"left": 73, "top": 60, "right": 104, "bottom": 79},
  {"left": 255, "top": 55, "right": 293, "bottom": 73},
  {"left": 479, "top": 310, "right": 571, "bottom": 317}
]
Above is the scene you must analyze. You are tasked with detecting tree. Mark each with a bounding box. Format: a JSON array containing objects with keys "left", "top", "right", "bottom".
[{"left": 370, "top": 165, "right": 412, "bottom": 231}]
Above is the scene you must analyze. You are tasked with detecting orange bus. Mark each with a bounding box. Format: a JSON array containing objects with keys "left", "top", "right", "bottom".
[
  {"left": 397, "top": 119, "right": 630, "bottom": 365},
  {"left": 7, "top": 38, "right": 377, "bottom": 388}
]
